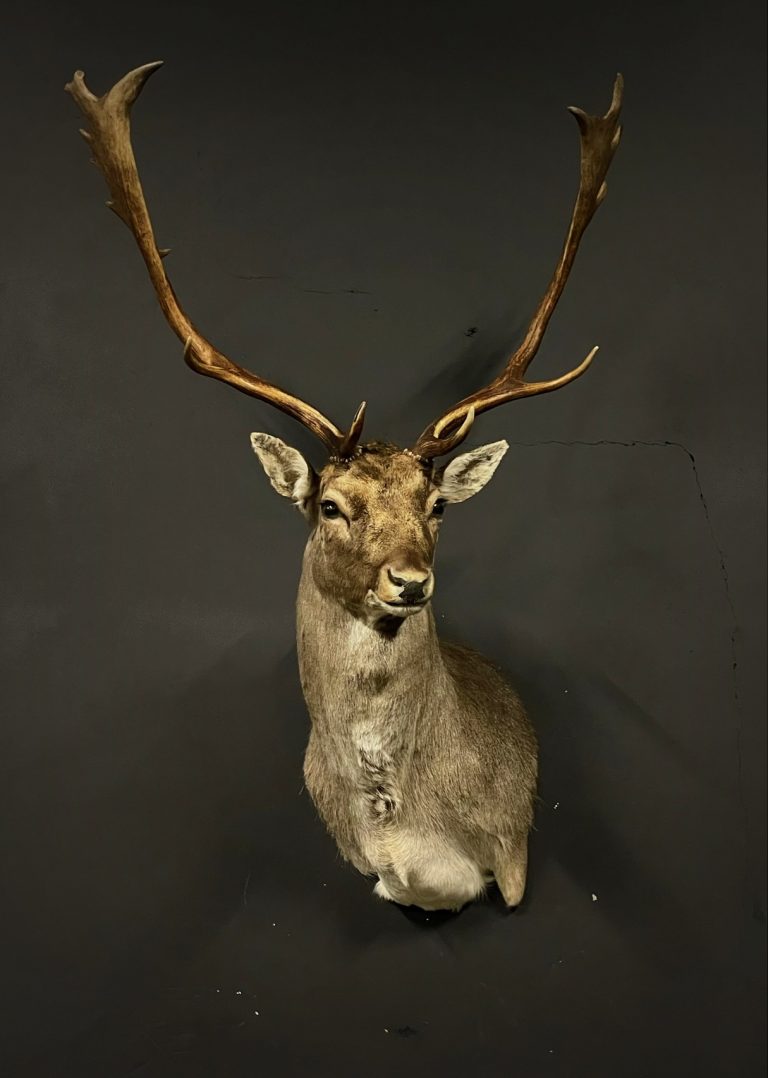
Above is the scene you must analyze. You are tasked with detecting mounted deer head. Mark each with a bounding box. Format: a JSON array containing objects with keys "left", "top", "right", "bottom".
[
  {"left": 67, "top": 63, "right": 623, "bottom": 912},
  {"left": 252, "top": 434, "right": 508, "bottom": 622}
]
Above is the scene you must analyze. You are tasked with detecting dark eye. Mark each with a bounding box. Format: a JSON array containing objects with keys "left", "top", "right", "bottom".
[
  {"left": 431, "top": 499, "right": 446, "bottom": 517},
  {"left": 321, "top": 500, "right": 340, "bottom": 518}
]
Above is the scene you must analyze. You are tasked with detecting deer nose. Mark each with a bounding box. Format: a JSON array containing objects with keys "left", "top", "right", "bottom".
[{"left": 387, "top": 567, "right": 432, "bottom": 603}]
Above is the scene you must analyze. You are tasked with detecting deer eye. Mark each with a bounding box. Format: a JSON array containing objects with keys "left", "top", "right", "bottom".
[
  {"left": 321, "top": 500, "right": 340, "bottom": 518},
  {"left": 431, "top": 499, "right": 446, "bottom": 517}
]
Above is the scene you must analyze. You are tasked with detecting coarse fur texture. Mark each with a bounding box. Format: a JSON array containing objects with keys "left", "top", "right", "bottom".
[{"left": 253, "top": 438, "right": 538, "bottom": 911}]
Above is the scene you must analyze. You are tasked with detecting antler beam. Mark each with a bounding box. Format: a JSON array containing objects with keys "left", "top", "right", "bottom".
[
  {"left": 66, "top": 62, "right": 365, "bottom": 457},
  {"left": 413, "top": 75, "right": 624, "bottom": 459}
]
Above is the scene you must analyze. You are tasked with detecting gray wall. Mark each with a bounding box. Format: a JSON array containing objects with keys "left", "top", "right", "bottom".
[{"left": 1, "top": 1, "right": 765, "bottom": 1075}]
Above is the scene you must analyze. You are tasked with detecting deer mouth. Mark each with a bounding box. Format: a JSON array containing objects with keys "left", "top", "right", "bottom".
[{"left": 365, "top": 590, "right": 430, "bottom": 618}]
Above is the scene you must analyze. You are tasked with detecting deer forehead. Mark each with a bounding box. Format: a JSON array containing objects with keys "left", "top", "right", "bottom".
[{"left": 320, "top": 450, "right": 435, "bottom": 515}]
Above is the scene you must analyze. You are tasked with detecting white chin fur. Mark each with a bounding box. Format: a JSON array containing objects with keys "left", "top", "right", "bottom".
[{"left": 364, "top": 590, "right": 429, "bottom": 619}]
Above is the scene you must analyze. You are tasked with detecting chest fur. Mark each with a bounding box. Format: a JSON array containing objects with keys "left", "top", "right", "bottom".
[{"left": 353, "top": 723, "right": 401, "bottom": 819}]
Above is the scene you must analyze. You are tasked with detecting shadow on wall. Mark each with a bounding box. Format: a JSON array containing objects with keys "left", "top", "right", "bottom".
[
  {"left": 1, "top": 631, "right": 317, "bottom": 1068},
  {"left": 483, "top": 625, "right": 711, "bottom": 974}
]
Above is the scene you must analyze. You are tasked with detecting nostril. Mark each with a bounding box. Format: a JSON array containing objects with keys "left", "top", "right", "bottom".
[
  {"left": 386, "top": 566, "right": 432, "bottom": 603},
  {"left": 401, "top": 580, "right": 426, "bottom": 601}
]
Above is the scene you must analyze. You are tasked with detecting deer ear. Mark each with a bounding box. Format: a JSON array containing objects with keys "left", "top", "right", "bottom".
[
  {"left": 250, "top": 433, "right": 317, "bottom": 508},
  {"left": 437, "top": 440, "right": 509, "bottom": 503}
]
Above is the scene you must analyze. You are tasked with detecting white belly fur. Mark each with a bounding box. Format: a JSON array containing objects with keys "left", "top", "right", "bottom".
[
  {"left": 363, "top": 824, "right": 488, "bottom": 911},
  {"left": 350, "top": 722, "right": 488, "bottom": 911}
]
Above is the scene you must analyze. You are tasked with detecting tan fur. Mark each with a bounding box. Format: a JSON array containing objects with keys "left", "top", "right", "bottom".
[{"left": 256, "top": 439, "right": 537, "bottom": 911}]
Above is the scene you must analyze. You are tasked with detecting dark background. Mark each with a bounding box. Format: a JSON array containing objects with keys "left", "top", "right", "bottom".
[{"left": 1, "top": 1, "right": 765, "bottom": 1075}]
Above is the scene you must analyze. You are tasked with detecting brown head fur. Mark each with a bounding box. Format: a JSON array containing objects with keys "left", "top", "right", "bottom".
[
  {"left": 310, "top": 443, "right": 440, "bottom": 619},
  {"left": 250, "top": 434, "right": 510, "bottom": 626}
]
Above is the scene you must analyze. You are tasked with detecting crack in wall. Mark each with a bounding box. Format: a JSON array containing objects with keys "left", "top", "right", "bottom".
[{"left": 505, "top": 437, "right": 753, "bottom": 908}]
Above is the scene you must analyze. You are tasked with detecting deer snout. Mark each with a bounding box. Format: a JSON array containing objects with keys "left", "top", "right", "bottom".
[
  {"left": 377, "top": 562, "right": 434, "bottom": 607},
  {"left": 388, "top": 568, "right": 428, "bottom": 603}
]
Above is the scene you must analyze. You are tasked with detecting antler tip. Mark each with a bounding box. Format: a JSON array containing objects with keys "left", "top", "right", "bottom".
[
  {"left": 433, "top": 403, "right": 475, "bottom": 442},
  {"left": 568, "top": 73, "right": 624, "bottom": 126},
  {"left": 65, "top": 68, "right": 96, "bottom": 105},
  {"left": 608, "top": 73, "right": 624, "bottom": 117},
  {"left": 135, "top": 59, "right": 166, "bottom": 79},
  {"left": 335, "top": 399, "right": 368, "bottom": 457},
  {"left": 567, "top": 104, "right": 590, "bottom": 135},
  {"left": 110, "top": 60, "right": 165, "bottom": 108},
  {"left": 582, "top": 345, "right": 599, "bottom": 371}
]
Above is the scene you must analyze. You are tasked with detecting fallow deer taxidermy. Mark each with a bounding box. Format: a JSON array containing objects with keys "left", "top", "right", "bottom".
[{"left": 67, "top": 62, "right": 623, "bottom": 911}]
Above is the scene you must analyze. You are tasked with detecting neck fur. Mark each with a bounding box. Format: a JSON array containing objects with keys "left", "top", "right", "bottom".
[{"left": 296, "top": 543, "right": 446, "bottom": 737}]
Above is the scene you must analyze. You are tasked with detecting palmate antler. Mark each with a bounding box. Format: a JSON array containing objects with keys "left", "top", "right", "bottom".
[
  {"left": 68, "top": 63, "right": 622, "bottom": 463},
  {"left": 65, "top": 62, "right": 366, "bottom": 458},
  {"left": 412, "top": 75, "right": 624, "bottom": 459}
]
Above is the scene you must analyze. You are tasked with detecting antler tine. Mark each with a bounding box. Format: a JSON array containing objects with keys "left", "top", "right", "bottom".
[
  {"left": 413, "top": 75, "right": 624, "bottom": 459},
  {"left": 336, "top": 400, "right": 368, "bottom": 457},
  {"left": 66, "top": 62, "right": 365, "bottom": 457}
]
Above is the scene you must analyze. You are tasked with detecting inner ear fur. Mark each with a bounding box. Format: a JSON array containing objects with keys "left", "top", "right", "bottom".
[
  {"left": 250, "top": 432, "right": 317, "bottom": 509},
  {"left": 437, "top": 440, "right": 508, "bottom": 503}
]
